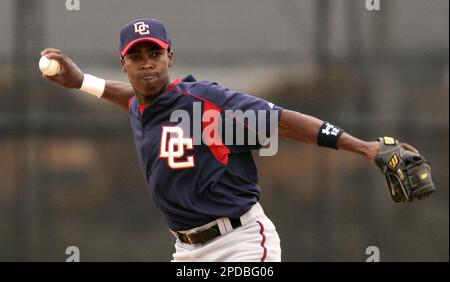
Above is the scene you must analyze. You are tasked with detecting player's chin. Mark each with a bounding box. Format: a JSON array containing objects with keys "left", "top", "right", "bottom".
[
  {"left": 140, "top": 84, "right": 163, "bottom": 97},
  {"left": 134, "top": 81, "right": 157, "bottom": 94}
]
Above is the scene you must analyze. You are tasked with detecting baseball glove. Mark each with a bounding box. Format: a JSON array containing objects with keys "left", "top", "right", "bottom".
[{"left": 375, "top": 137, "right": 436, "bottom": 202}]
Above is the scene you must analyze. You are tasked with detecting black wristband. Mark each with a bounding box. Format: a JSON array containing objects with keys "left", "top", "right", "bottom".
[{"left": 317, "top": 122, "right": 344, "bottom": 150}]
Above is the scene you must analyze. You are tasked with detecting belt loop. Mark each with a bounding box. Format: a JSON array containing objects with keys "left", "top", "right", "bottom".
[
  {"left": 185, "top": 234, "right": 194, "bottom": 245},
  {"left": 170, "top": 230, "right": 181, "bottom": 241},
  {"left": 216, "top": 218, "right": 228, "bottom": 235},
  {"left": 223, "top": 218, "right": 233, "bottom": 232}
]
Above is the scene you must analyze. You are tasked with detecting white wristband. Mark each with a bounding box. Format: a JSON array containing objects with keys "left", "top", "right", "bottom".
[{"left": 80, "top": 74, "right": 106, "bottom": 98}]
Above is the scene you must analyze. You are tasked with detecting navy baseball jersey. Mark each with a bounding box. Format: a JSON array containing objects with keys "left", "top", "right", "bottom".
[{"left": 128, "top": 75, "right": 283, "bottom": 230}]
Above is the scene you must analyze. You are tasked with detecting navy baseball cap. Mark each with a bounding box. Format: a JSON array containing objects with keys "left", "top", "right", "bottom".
[{"left": 119, "top": 18, "right": 171, "bottom": 56}]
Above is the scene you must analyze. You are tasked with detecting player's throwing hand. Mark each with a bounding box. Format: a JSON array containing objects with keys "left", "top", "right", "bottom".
[{"left": 40, "top": 48, "right": 84, "bottom": 89}]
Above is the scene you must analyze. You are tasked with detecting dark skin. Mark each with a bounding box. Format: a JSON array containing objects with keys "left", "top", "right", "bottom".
[
  {"left": 120, "top": 41, "right": 174, "bottom": 105},
  {"left": 41, "top": 46, "right": 419, "bottom": 163}
]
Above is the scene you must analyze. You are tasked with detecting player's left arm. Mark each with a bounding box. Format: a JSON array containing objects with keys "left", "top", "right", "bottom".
[{"left": 277, "top": 109, "right": 419, "bottom": 162}]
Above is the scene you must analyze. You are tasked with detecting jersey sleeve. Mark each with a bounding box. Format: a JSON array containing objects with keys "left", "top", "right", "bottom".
[{"left": 197, "top": 81, "right": 283, "bottom": 152}]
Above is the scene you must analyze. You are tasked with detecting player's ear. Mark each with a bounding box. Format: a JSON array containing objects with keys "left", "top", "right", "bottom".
[
  {"left": 168, "top": 51, "right": 174, "bottom": 68},
  {"left": 120, "top": 56, "right": 127, "bottom": 73}
]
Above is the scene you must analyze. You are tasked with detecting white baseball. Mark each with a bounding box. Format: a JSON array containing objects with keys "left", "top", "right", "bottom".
[{"left": 39, "top": 56, "right": 61, "bottom": 76}]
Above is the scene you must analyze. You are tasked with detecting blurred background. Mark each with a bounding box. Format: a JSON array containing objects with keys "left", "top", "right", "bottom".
[{"left": 0, "top": 0, "right": 448, "bottom": 261}]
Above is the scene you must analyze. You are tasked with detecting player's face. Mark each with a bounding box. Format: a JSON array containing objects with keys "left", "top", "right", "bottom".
[{"left": 122, "top": 41, "right": 173, "bottom": 101}]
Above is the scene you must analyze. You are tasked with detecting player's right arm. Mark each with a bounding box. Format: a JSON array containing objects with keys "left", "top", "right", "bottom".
[{"left": 41, "top": 48, "right": 134, "bottom": 111}]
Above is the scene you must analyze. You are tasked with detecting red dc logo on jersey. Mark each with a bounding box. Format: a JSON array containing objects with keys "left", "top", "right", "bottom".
[
  {"left": 160, "top": 126, "right": 195, "bottom": 169},
  {"left": 134, "top": 21, "right": 150, "bottom": 35}
]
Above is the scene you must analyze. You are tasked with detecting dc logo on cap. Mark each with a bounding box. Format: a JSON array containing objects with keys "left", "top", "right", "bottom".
[{"left": 134, "top": 22, "right": 150, "bottom": 35}]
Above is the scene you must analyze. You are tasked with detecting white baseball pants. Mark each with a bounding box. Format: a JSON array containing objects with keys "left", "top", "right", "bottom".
[{"left": 171, "top": 203, "right": 281, "bottom": 262}]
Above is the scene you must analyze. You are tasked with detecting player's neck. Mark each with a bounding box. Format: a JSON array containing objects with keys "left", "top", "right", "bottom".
[
  {"left": 136, "top": 81, "right": 172, "bottom": 105},
  {"left": 136, "top": 94, "right": 157, "bottom": 105}
]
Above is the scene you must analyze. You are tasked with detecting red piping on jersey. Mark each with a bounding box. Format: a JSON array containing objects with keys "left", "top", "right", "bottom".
[
  {"left": 128, "top": 96, "right": 136, "bottom": 111},
  {"left": 228, "top": 112, "right": 267, "bottom": 141},
  {"left": 256, "top": 221, "right": 267, "bottom": 262},
  {"left": 168, "top": 78, "right": 182, "bottom": 91},
  {"left": 172, "top": 88, "right": 218, "bottom": 106},
  {"left": 172, "top": 88, "right": 230, "bottom": 166}
]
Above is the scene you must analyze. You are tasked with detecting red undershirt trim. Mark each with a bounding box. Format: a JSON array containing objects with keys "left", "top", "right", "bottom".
[{"left": 138, "top": 103, "right": 148, "bottom": 115}]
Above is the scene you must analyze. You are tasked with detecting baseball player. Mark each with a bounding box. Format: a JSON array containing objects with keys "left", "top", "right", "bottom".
[{"left": 41, "top": 18, "right": 433, "bottom": 262}]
